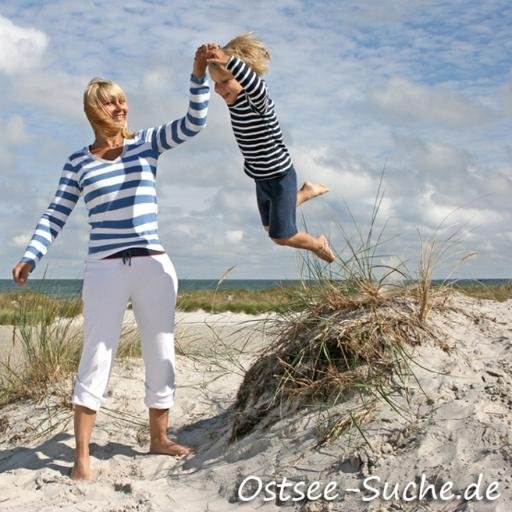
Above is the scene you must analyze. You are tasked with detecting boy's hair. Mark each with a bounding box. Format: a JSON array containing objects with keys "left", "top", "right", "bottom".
[
  {"left": 83, "top": 77, "right": 134, "bottom": 139},
  {"left": 221, "top": 32, "right": 271, "bottom": 75}
]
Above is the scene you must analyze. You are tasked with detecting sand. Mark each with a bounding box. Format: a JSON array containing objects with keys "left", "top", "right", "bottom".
[{"left": 0, "top": 296, "right": 511, "bottom": 511}]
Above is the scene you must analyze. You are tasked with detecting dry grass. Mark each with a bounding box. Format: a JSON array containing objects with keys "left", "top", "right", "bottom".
[
  {"left": 117, "top": 322, "right": 142, "bottom": 358},
  {"left": 0, "top": 292, "right": 82, "bottom": 407},
  {"left": 229, "top": 283, "right": 440, "bottom": 442},
  {"left": 0, "top": 293, "right": 142, "bottom": 408},
  {"left": 0, "top": 291, "right": 82, "bottom": 325},
  {"left": 452, "top": 281, "right": 512, "bottom": 302},
  {"left": 177, "top": 285, "right": 301, "bottom": 314},
  {"left": 228, "top": 178, "right": 473, "bottom": 445}
]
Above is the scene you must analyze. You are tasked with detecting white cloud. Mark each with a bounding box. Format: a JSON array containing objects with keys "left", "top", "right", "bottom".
[
  {"left": 292, "top": 146, "right": 376, "bottom": 202},
  {"left": 226, "top": 230, "right": 244, "bottom": 242},
  {"left": 0, "top": 146, "right": 15, "bottom": 169},
  {"left": 9, "top": 70, "right": 87, "bottom": 119},
  {"left": 11, "top": 233, "right": 31, "bottom": 248},
  {"left": 0, "top": 15, "right": 48, "bottom": 75},
  {"left": 0, "top": 0, "right": 510, "bottom": 279},
  {"left": 369, "top": 77, "right": 493, "bottom": 127},
  {"left": 420, "top": 192, "right": 503, "bottom": 228},
  {"left": 143, "top": 68, "right": 179, "bottom": 95},
  {"left": 499, "top": 77, "right": 512, "bottom": 116},
  {"left": 6, "top": 115, "right": 30, "bottom": 145}
]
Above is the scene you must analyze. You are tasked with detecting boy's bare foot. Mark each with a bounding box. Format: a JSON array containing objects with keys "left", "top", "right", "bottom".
[
  {"left": 71, "top": 457, "right": 93, "bottom": 480},
  {"left": 149, "top": 438, "right": 195, "bottom": 457},
  {"left": 297, "top": 182, "right": 330, "bottom": 206},
  {"left": 313, "top": 235, "right": 335, "bottom": 263}
]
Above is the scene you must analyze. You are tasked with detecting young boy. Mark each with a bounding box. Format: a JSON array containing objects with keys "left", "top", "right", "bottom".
[{"left": 206, "top": 33, "right": 335, "bottom": 263}]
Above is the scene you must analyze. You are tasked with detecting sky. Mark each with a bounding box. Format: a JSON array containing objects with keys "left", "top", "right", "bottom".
[{"left": 1, "top": 0, "right": 511, "bottom": 280}]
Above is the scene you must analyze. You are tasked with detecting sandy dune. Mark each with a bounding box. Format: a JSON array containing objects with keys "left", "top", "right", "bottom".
[{"left": 0, "top": 296, "right": 511, "bottom": 511}]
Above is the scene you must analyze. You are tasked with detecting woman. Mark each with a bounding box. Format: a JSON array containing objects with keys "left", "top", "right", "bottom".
[{"left": 11, "top": 45, "right": 212, "bottom": 480}]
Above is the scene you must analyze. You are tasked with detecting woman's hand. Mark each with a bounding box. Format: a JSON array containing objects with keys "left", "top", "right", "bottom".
[
  {"left": 206, "top": 47, "right": 230, "bottom": 66},
  {"left": 12, "top": 262, "right": 32, "bottom": 286},
  {"left": 193, "top": 43, "right": 218, "bottom": 79}
]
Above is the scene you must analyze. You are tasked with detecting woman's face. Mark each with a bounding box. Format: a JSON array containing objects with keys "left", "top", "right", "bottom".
[{"left": 102, "top": 96, "right": 128, "bottom": 125}]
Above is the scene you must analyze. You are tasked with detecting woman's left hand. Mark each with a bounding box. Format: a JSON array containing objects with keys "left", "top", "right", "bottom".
[{"left": 193, "top": 43, "right": 217, "bottom": 79}]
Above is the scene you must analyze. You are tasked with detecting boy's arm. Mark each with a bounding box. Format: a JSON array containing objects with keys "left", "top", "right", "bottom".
[
  {"left": 19, "top": 159, "right": 82, "bottom": 271},
  {"left": 225, "top": 56, "right": 269, "bottom": 113},
  {"left": 207, "top": 48, "right": 269, "bottom": 113}
]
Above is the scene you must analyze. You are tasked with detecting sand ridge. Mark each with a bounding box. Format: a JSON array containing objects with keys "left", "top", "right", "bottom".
[{"left": 0, "top": 297, "right": 511, "bottom": 511}]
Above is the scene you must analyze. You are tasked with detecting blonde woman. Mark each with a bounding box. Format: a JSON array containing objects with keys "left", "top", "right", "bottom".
[
  {"left": 11, "top": 45, "right": 212, "bottom": 480},
  {"left": 206, "top": 34, "right": 335, "bottom": 263}
]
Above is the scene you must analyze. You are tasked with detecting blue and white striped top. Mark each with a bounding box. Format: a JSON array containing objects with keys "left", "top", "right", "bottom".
[
  {"left": 20, "top": 75, "right": 209, "bottom": 270},
  {"left": 226, "top": 56, "right": 292, "bottom": 180}
]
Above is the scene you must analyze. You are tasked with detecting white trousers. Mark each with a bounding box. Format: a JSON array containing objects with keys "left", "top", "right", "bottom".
[{"left": 71, "top": 253, "right": 178, "bottom": 412}]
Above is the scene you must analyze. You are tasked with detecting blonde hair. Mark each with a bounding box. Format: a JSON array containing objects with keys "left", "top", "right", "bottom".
[
  {"left": 216, "top": 32, "right": 271, "bottom": 76},
  {"left": 83, "top": 77, "right": 134, "bottom": 139}
]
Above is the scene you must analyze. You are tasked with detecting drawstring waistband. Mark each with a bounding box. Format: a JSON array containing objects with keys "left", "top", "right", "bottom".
[
  {"left": 103, "top": 247, "right": 164, "bottom": 265},
  {"left": 122, "top": 249, "right": 132, "bottom": 266}
]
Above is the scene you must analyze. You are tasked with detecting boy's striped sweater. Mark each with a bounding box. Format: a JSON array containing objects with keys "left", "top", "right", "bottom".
[{"left": 226, "top": 56, "right": 292, "bottom": 180}]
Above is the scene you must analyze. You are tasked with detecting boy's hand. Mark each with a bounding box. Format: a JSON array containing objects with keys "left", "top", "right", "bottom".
[
  {"left": 206, "top": 47, "right": 230, "bottom": 66},
  {"left": 193, "top": 43, "right": 217, "bottom": 79}
]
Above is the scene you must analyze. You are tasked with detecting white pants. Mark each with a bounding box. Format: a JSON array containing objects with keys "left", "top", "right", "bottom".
[{"left": 71, "top": 253, "right": 178, "bottom": 412}]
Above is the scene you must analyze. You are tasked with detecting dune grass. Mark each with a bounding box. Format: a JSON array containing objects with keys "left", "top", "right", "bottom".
[
  {"left": 451, "top": 281, "right": 512, "bottom": 302},
  {"left": 1, "top": 280, "right": 509, "bottom": 327},
  {"left": 228, "top": 179, "right": 477, "bottom": 445},
  {"left": 176, "top": 285, "right": 303, "bottom": 314},
  {"left": 229, "top": 274, "right": 440, "bottom": 442},
  {"left": 0, "top": 291, "right": 142, "bottom": 409},
  {"left": 0, "top": 286, "right": 303, "bottom": 325},
  {"left": 0, "top": 291, "right": 82, "bottom": 325},
  {"left": 0, "top": 291, "right": 83, "bottom": 407}
]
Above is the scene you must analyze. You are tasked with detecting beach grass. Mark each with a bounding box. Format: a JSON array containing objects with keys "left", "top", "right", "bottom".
[
  {"left": 228, "top": 178, "right": 480, "bottom": 444},
  {"left": 450, "top": 281, "right": 512, "bottom": 302},
  {"left": 0, "top": 286, "right": 300, "bottom": 325},
  {"left": 0, "top": 291, "right": 82, "bottom": 326},
  {"left": 0, "top": 291, "right": 82, "bottom": 407},
  {"left": 0, "top": 281, "right": 510, "bottom": 326},
  {"left": 176, "top": 285, "right": 304, "bottom": 314},
  {"left": 117, "top": 323, "right": 142, "bottom": 358},
  {"left": 229, "top": 269, "right": 442, "bottom": 443},
  {"left": 0, "top": 291, "right": 142, "bottom": 408}
]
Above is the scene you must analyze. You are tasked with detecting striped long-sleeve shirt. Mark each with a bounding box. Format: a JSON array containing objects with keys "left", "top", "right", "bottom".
[
  {"left": 226, "top": 56, "right": 292, "bottom": 180},
  {"left": 20, "top": 74, "right": 209, "bottom": 270}
]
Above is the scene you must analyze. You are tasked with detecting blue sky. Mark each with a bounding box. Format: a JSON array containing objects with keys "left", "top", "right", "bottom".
[{"left": 1, "top": 0, "right": 511, "bottom": 280}]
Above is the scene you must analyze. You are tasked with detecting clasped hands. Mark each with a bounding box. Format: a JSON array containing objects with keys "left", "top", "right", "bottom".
[{"left": 193, "top": 43, "right": 230, "bottom": 78}]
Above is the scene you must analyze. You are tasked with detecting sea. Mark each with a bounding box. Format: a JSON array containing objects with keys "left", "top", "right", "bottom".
[{"left": 0, "top": 278, "right": 510, "bottom": 300}]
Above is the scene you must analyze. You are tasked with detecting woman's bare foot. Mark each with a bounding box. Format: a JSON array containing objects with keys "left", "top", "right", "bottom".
[
  {"left": 71, "top": 455, "right": 93, "bottom": 480},
  {"left": 297, "top": 182, "right": 330, "bottom": 206},
  {"left": 149, "top": 438, "right": 194, "bottom": 457},
  {"left": 313, "top": 235, "right": 335, "bottom": 263}
]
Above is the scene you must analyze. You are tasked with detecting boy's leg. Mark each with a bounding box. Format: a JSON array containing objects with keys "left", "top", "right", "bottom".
[
  {"left": 272, "top": 231, "right": 335, "bottom": 263},
  {"left": 296, "top": 182, "right": 330, "bottom": 207},
  {"left": 129, "top": 254, "right": 193, "bottom": 457},
  {"left": 256, "top": 180, "right": 271, "bottom": 233},
  {"left": 264, "top": 168, "right": 335, "bottom": 263}
]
